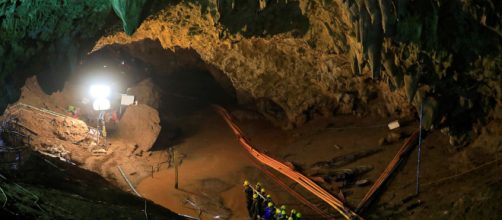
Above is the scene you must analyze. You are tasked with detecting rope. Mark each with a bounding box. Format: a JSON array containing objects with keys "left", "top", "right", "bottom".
[
  {"left": 117, "top": 166, "right": 142, "bottom": 197},
  {"left": 416, "top": 103, "right": 423, "bottom": 195},
  {"left": 0, "top": 185, "right": 7, "bottom": 208},
  {"left": 422, "top": 158, "right": 502, "bottom": 187}
]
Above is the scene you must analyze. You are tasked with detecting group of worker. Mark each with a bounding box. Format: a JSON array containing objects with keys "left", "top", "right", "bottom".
[{"left": 244, "top": 180, "right": 302, "bottom": 220}]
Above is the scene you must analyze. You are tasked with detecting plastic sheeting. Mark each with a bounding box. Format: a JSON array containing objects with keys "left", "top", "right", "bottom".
[{"left": 111, "top": 0, "right": 147, "bottom": 35}]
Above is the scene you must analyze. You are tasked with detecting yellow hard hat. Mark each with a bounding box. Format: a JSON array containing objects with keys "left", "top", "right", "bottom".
[
  {"left": 288, "top": 217, "right": 293, "bottom": 220},
  {"left": 280, "top": 205, "right": 286, "bottom": 210},
  {"left": 291, "top": 209, "right": 297, "bottom": 214},
  {"left": 268, "top": 202, "right": 273, "bottom": 207},
  {"left": 275, "top": 209, "right": 281, "bottom": 214},
  {"left": 266, "top": 194, "right": 271, "bottom": 199},
  {"left": 281, "top": 210, "right": 286, "bottom": 215},
  {"left": 256, "top": 182, "right": 262, "bottom": 187},
  {"left": 253, "top": 193, "right": 258, "bottom": 199},
  {"left": 243, "top": 180, "right": 249, "bottom": 186},
  {"left": 296, "top": 212, "right": 302, "bottom": 218},
  {"left": 260, "top": 188, "right": 266, "bottom": 193}
]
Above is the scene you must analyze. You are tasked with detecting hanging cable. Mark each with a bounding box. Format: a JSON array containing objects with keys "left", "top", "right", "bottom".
[{"left": 416, "top": 103, "right": 423, "bottom": 195}]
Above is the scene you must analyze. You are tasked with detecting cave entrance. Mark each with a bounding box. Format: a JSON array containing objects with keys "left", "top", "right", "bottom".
[{"left": 83, "top": 39, "right": 237, "bottom": 149}]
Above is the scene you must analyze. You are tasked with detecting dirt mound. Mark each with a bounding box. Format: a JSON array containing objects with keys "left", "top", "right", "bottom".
[
  {"left": 116, "top": 104, "right": 161, "bottom": 152},
  {"left": 17, "top": 76, "right": 69, "bottom": 112},
  {"left": 4, "top": 105, "right": 89, "bottom": 144}
]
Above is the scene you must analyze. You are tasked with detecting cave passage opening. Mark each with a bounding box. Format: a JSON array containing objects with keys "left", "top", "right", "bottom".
[{"left": 78, "top": 39, "right": 238, "bottom": 149}]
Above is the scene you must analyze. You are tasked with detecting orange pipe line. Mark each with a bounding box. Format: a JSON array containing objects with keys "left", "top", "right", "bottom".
[{"left": 213, "top": 106, "right": 361, "bottom": 219}]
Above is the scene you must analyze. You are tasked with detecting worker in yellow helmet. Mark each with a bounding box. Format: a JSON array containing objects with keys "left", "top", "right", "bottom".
[
  {"left": 243, "top": 180, "right": 253, "bottom": 216},
  {"left": 258, "top": 188, "right": 266, "bottom": 216},
  {"left": 262, "top": 194, "right": 273, "bottom": 214},
  {"left": 258, "top": 187, "right": 267, "bottom": 216},
  {"left": 250, "top": 193, "right": 260, "bottom": 219},
  {"left": 255, "top": 182, "right": 262, "bottom": 192},
  {"left": 295, "top": 212, "right": 302, "bottom": 220},
  {"left": 264, "top": 202, "right": 274, "bottom": 220},
  {"left": 274, "top": 208, "right": 281, "bottom": 219},
  {"left": 290, "top": 209, "right": 297, "bottom": 219},
  {"left": 281, "top": 209, "right": 287, "bottom": 220}
]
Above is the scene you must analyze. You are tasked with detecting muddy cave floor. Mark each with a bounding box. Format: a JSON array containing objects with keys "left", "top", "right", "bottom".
[
  {"left": 135, "top": 107, "right": 502, "bottom": 220},
  {"left": 8, "top": 104, "right": 501, "bottom": 219}
]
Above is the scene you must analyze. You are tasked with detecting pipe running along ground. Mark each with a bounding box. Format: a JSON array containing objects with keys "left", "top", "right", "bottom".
[{"left": 212, "top": 105, "right": 361, "bottom": 220}]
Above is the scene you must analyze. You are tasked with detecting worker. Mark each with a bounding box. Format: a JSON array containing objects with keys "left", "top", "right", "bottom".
[
  {"left": 266, "top": 194, "right": 272, "bottom": 201},
  {"left": 275, "top": 205, "right": 286, "bottom": 220},
  {"left": 255, "top": 182, "right": 262, "bottom": 192},
  {"left": 258, "top": 188, "right": 266, "bottom": 216},
  {"left": 289, "top": 209, "right": 297, "bottom": 220},
  {"left": 244, "top": 180, "right": 253, "bottom": 215},
  {"left": 73, "top": 107, "right": 80, "bottom": 119},
  {"left": 295, "top": 212, "right": 302, "bottom": 220},
  {"left": 251, "top": 193, "right": 261, "bottom": 219},
  {"left": 111, "top": 110, "right": 119, "bottom": 123},
  {"left": 262, "top": 194, "right": 272, "bottom": 215},
  {"left": 280, "top": 209, "right": 287, "bottom": 220},
  {"left": 264, "top": 202, "right": 274, "bottom": 220},
  {"left": 67, "top": 105, "right": 76, "bottom": 117},
  {"left": 274, "top": 208, "right": 282, "bottom": 220}
]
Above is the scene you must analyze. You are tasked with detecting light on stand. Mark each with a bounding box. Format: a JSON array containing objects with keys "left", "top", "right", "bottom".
[
  {"left": 90, "top": 84, "right": 111, "bottom": 99},
  {"left": 92, "top": 98, "right": 111, "bottom": 111},
  {"left": 89, "top": 84, "right": 111, "bottom": 147}
]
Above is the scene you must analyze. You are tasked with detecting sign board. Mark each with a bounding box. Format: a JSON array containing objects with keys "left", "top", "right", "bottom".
[
  {"left": 121, "top": 94, "right": 135, "bottom": 106},
  {"left": 388, "top": 120, "right": 400, "bottom": 130}
]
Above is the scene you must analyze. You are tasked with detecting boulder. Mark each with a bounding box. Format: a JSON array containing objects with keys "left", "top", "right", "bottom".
[{"left": 117, "top": 104, "right": 161, "bottom": 152}]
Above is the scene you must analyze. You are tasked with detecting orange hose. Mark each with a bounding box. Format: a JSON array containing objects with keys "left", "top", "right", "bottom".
[{"left": 213, "top": 106, "right": 361, "bottom": 220}]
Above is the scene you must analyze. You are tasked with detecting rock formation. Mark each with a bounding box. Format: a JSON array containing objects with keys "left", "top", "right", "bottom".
[{"left": 0, "top": 0, "right": 500, "bottom": 146}]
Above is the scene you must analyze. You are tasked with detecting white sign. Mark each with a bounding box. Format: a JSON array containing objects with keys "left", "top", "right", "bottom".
[
  {"left": 121, "top": 94, "right": 135, "bottom": 106},
  {"left": 388, "top": 120, "right": 400, "bottom": 130}
]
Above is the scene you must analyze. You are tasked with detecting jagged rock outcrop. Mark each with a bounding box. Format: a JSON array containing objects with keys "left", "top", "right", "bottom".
[
  {"left": 93, "top": 0, "right": 502, "bottom": 145},
  {"left": 94, "top": 1, "right": 389, "bottom": 128},
  {"left": 338, "top": 0, "right": 502, "bottom": 146}
]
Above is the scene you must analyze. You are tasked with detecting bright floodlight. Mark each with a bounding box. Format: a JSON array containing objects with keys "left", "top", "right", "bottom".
[
  {"left": 90, "top": 84, "right": 110, "bottom": 98},
  {"left": 93, "top": 98, "right": 111, "bottom": 111}
]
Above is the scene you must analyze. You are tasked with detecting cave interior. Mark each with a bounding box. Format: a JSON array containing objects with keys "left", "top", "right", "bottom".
[{"left": 0, "top": 0, "right": 501, "bottom": 219}]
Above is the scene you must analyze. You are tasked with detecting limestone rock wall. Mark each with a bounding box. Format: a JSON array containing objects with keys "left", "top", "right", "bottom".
[
  {"left": 94, "top": 0, "right": 387, "bottom": 128},
  {"left": 92, "top": 0, "right": 499, "bottom": 143},
  {"left": 338, "top": 0, "right": 502, "bottom": 145}
]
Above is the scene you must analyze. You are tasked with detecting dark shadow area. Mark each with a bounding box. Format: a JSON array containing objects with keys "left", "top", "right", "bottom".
[
  {"left": 1, "top": 153, "right": 179, "bottom": 219},
  {"left": 217, "top": 0, "right": 309, "bottom": 37}
]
